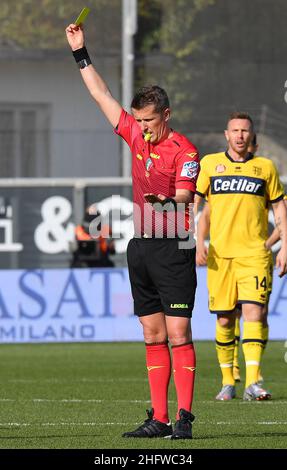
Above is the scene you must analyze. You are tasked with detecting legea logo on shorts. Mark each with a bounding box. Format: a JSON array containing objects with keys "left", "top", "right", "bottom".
[
  {"left": 211, "top": 176, "right": 265, "bottom": 196},
  {"left": 170, "top": 303, "right": 189, "bottom": 308}
]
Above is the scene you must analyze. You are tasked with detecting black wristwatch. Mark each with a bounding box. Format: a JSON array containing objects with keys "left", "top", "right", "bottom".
[{"left": 77, "top": 58, "right": 92, "bottom": 69}]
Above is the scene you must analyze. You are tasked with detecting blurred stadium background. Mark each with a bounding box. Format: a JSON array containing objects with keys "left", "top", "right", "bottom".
[{"left": 0, "top": 0, "right": 287, "bottom": 451}]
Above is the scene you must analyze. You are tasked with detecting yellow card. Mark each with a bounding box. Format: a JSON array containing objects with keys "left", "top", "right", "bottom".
[{"left": 75, "top": 7, "right": 90, "bottom": 26}]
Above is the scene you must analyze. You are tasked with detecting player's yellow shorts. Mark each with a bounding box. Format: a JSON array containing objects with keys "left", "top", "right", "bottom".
[{"left": 207, "top": 252, "right": 272, "bottom": 314}]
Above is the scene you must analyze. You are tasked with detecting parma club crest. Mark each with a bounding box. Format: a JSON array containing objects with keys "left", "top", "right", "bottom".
[{"left": 215, "top": 164, "right": 226, "bottom": 173}]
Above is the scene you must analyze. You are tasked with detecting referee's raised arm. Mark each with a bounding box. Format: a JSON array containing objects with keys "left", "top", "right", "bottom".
[{"left": 65, "top": 23, "right": 122, "bottom": 128}]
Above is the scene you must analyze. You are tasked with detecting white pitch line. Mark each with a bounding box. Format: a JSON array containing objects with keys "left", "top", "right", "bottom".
[
  {"left": 32, "top": 399, "right": 154, "bottom": 403},
  {"left": 200, "top": 400, "right": 287, "bottom": 405},
  {"left": 0, "top": 421, "right": 286, "bottom": 428},
  {"left": 3, "top": 378, "right": 147, "bottom": 384},
  {"left": 1, "top": 398, "right": 287, "bottom": 405},
  {"left": 238, "top": 401, "right": 287, "bottom": 405},
  {"left": 2, "top": 376, "right": 287, "bottom": 384},
  {"left": 0, "top": 422, "right": 134, "bottom": 427},
  {"left": 0, "top": 399, "right": 155, "bottom": 404}
]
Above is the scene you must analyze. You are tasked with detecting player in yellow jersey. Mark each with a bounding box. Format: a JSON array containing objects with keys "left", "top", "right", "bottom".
[
  {"left": 195, "top": 112, "right": 287, "bottom": 401},
  {"left": 196, "top": 136, "right": 272, "bottom": 386},
  {"left": 196, "top": 134, "right": 280, "bottom": 386}
]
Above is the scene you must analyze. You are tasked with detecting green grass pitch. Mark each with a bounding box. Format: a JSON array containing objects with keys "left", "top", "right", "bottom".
[{"left": 0, "top": 341, "right": 286, "bottom": 449}]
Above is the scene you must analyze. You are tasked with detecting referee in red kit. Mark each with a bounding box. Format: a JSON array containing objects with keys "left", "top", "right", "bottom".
[{"left": 66, "top": 22, "right": 200, "bottom": 439}]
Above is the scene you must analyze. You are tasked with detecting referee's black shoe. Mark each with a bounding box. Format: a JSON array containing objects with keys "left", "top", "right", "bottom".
[
  {"left": 122, "top": 409, "right": 172, "bottom": 438},
  {"left": 171, "top": 408, "right": 195, "bottom": 439}
]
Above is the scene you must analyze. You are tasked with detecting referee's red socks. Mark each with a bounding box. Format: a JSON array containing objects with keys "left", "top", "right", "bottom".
[
  {"left": 172, "top": 342, "right": 196, "bottom": 419},
  {"left": 145, "top": 342, "right": 171, "bottom": 423}
]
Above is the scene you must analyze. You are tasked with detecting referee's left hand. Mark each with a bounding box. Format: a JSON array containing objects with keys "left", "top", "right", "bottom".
[{"left": 144, "top": 193, "right": 165, "bottom": 204}]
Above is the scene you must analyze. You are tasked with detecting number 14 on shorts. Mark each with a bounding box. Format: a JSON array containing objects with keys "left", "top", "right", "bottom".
[{"left": 254, "top": 275, "right": 267, "bottom": 290}]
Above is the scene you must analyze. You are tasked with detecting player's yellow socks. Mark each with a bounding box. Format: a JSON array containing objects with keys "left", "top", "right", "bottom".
[
  {"left": 258, "top": 325, "right": 269, "bottom": 382},
  {"left": 233, "top": 317, "right": 240, "bottom": 380},
  {"left": 216, "top": 321, "right": 235, "bottom": 386},
  {"left": 242, "top": 321, "right": 264, "bottom": 388}
]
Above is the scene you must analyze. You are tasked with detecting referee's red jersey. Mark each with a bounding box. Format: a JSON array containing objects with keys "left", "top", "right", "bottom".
[{"left": 115, "top": 110, "right": 200, "bottom": 238}]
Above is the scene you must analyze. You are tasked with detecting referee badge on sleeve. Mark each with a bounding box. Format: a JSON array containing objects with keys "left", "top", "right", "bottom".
[{"left": 181, "top": 161, "right": 199, "bottom": 179}]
